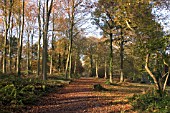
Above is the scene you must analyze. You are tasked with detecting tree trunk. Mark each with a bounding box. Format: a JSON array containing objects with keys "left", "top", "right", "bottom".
[
  {"left": 109, "top": 33, "right": 113, "bottom": 83},
  {"left": 42, "top": 1, "right": 48, "bottom": 80},
  {"left": 163, "top": 66, "right": 170, "bottom": 92},
  {"left": 0, "top": 55, "right": 3, "bottom": 71},
  {"left": 27, "top": 30, "right": 30, "bottom": 75},
  {"left": 3, "top": 19, "right": 7, "bottom": 74},
  {"left": 65, "top": 51, "right": 70, "bottom": 79},
  {"left": 37, "top": 0, "right": 41, "bottom": 77},
  {"left": 65, "top": 0, "right": 76, "bottom": 78},
  {"left": 74, "top": 55, "right": 77, "bottom": 74},
  {"left": 145, "top": 53, "right": 163, "bottom": 96},
  {"left": 42, "top": 22, "right": 48, "bottom": 80},
  {"left": 90, "top": 53, "right": 93, "bottom": 77},
  {"left": 9, "top": 17, "right": 13, "bottom": 73},
  {"left": 120, "top": 28, "right": 124, "bottom": 83},
  {"left": 95, "top": 58, "right": 98, "bottom": 78},
  {"left": 68, "top": 20, "right": 74, "bottom": 78},
  {"left": 42, "top": 0, "right": 53, "bottom": 80},
  {"left": 50, "top": 12, "right": 55, "bottom": 75},
  {"left": 41, "top": 1, "right": 45, "bottom": 75},
  {"left": 15, "top": 57, "right": 17, "bottom": 71},
  {"left": 49, "top": 56, "right": 53, "bottom": 76},
  {"left": 17, "top": 0, "right": 24, "bottom": 77},
  {"left": 104, "top": 58, "right": 107, "bottom": 79},
  {"left": 63, "top": 44, "right": 67, "bottom": 72},
  {"left": 3, "top": 0, "right": 12, "bottom": 74},
  {"left": 31, "top": 30, "right": 34, "bottom": 74},
  {"left": 58, "top": 53, "right": 61, "bottom": 73},
  {"left": 65, "top": 40, "right": 70, "bottom": 79},
  {"left": 68, "top": 52, "right": 72, "bottom": 78},
  {"left": 65, "top": 24, "right": 73, "bottom": 79}
]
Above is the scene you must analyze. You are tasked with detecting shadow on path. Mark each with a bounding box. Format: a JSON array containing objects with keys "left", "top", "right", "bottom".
[{"left": 25, "top": 77, "right": 134, "bottom": 113}]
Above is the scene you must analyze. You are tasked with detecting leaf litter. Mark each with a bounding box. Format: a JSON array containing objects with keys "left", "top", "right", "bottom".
[{"left": 24, "top": 77, "right": 150, "bottom": 113}]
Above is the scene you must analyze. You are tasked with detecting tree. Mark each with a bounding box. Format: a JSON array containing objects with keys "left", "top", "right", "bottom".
[
  {"left": 0, "top": 34, "right": 4, "bottom": 71},
  {"left": 63, "top": 0, "right": 78, "bottom": 79},
  {"left": 24, "top": 1, "right": 37, "bottom": 75},
  {"left": 49, "top": 12, "right": 55, "bottom": 75},
  {"left": 72, "top": 33, "right": 84, "bottom": 75},
  {"left": 62, "top": 0, "right": 91, "bottom": 79},
  {"left": 8, "top": 1, "right": 14, "bottom": 73},
  {"left": 2, "top": 0, "right": 13, "bottom": 74},
  {"left": 54, "top": 37, "right": 69, "bottom": 73},
  {"left": 127, "top": 1, "right": 169, "bottom": 96},
  {"left": 37, "top": 0, "right": 42, "bottom": 76},
  {"left": 17, "top": 0, "right": 24, "bottom": 77},
  {"left": 92, "top": 0, "right": 117, "bottom": 83},
  {"left": 81, "top": 36, "right": 98, "bottom": 77},
  {"left": 98, "top": 37, "right": 110, "bottom": 78},
  {"left": 49, "top": 0, "right": 65, "bottom": 75},
  {"left": 42, "top": 0, "right": 53, "bottom": 80},
  {"left": 10, "top": 35, "right": 18, "bottom": 72}
]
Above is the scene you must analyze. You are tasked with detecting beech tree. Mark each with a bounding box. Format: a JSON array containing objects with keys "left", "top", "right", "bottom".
[
  {"left": 0, "top": 34, "right": 4, "bottom": 71},
  {"left": 17, "top": 0, "right": 25, "bottom": 77},
  {"left": 42, "top": 0, "right": 53, "bottom": 80},
  {"left": 81, "top": 36, "right": 97, "bottom": 77},
  {"left": 37, "top": 0, "right": 41, "bottom": 76},
  {"left": 54, "top": 37, "right": 69, "bottom": 73},
  {"left": 25, "top": 2, "right": 36, "bottom": 75},
  {"left": 61, "top": 0, "right": 91, "bottom": 79},
  {"left": 1, "top": 0, "right": 13, "bottom": 74},
  {"left": 49, "top": 11, "right": 55, "bottom": 75},
  {"left": 92, "top": 0, "right": 116, "bottom": 83},
  {"left": 49, "top": 0, "right": 65, "bottom": 75},
  {"left": 72, "top": 33, "right": 84, "bottom": 75}
]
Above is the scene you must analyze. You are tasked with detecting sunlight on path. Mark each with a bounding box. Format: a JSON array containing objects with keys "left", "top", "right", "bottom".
[{"left": 26, "top": 77, "right": 142, "bottom": 113}]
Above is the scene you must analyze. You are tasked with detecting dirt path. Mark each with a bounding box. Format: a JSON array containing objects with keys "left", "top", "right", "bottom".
[{"left": 25, "top": 77, "right": 143, "bottom": 113}]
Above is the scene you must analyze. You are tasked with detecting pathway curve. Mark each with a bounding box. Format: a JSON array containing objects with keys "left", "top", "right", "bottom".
[{"left": 26, "top": 77, "right": 140, "bottom": 113}]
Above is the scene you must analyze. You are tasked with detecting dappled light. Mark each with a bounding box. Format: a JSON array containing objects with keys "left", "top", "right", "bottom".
[
  {"left": 25, "top": 78, "right": 136, "bottom": 113},
  {"left": 0, "top": 0, "right": 170, "bottom": 112}
]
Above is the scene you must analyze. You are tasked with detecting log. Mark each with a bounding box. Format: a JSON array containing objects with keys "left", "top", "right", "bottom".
[{"left": 93, "top": 84, "right": 107, "bottom": 91}]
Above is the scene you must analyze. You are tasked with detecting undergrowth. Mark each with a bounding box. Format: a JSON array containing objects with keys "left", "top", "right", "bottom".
[
  {"left": 129, "top": 89, "right": 170, "bottom": 113},
  {"left": 0, "top": 75, "right": 65, "bottom": 112}
]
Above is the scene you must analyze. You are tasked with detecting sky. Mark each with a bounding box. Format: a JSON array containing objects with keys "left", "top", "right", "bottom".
[
  {"left": 153, "top": 7, "right": 170, "bottom": 34},
  {"left": 79, "top": 0, "right": 102, "bottom": 38},
  {"left": 81, "top": 20, "right": 102, "bottom": 38}
]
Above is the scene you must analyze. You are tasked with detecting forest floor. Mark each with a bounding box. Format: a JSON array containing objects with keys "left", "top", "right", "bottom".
[{"left": 24, "top": 77, "right": 152, "bottom": 113}]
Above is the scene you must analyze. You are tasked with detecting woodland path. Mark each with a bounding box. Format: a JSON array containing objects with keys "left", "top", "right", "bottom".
[{"left": 25, "top": 77, "right": 145, "bottom": 113}]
